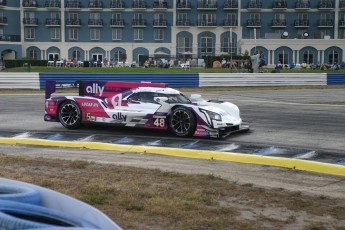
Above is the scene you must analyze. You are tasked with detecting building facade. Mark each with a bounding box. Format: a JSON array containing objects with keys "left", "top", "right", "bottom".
[{"left": 0, "top": 0, "right": 344, "bottom": 66}]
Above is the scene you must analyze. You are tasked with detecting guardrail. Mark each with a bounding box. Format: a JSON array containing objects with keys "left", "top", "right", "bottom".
[{"left": 0, "top": 72, "right": 343, "bottom": 89}]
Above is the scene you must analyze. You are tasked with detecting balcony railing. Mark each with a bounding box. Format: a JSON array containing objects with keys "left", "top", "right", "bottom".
[
  {"left": 132, "top": 19, "right": 147, "bottom": 26},
  {"left": 223, "top": 19, "right": 237, "bottom": 26},
  {"left": 272, "top": 1, "right": 287, "bottom": 9},
  {"left": 294, "top": 19, "right": 309, "bottom": 27},
  {"left": 197, "top": 1, "right": 217, "bottom": 9},
  {"left": 318, "top": 0, "right": 333, "bottom": 9},
  {"left": 66, "top": 19, "right": 81, "bottom": 26},
  {"left": 248, "top": 2, "right": 262, "bottom": 10},
  {"left": 296, "top": 1, "right": 310, "bottom": 9},
  {"left": 0, "top": 34, "right": 20, "bottom": 42},
  {"left": 153, "top": 1, "right": 167, "bottom": 9},
  {"left": 110, "top": 19, "right": 125, "bottom": 26},
  {"left": 339, "top": 20, "right": 345, "bottom": 26},
  {"left": 22, "top": 0, "right": 38, "bottom": 7},
  {"left": 0, "top": 17, "right": 7, "bottom": 25},
  {"left": 45, "top": 18, "right": 61, "bottom": 26},
  {"left": 88, "top": 1, "right": 103, "bottom": 9},
  {"left": 66, "top": 1, "right": 82, "bottom": 9},
  {"left": 177, "top": 2, "right": 191, "bottom": 9},
  {"left": 272, "top": 19, "right": 286, "bottom": 27},
  {"left": 45, "top": 1, "right": 61, "bottom": 8},
  {"left": 176, "top": 20, "right": 191, "bottom": 26},
  {"left": 318, "top": 19, "right": 333, "bottom": 27},
  {"left": 198, "top": 20, "right": 217, "bottom": 26},
  {"left": 247, "top": 19, "right": 261, "bottom": 27},
  {"left": 88, "top": 19, "right": 103, "bottom": 26},
  {"left": 223, "top": 0, "right": 238, "bottom": 9},
  {"left": 23, "top": 18, "right": 39, "bottom": 25},
  {"left": 132, "top": 1, "right": 147, "bottom": 9},
  {"left": 110, "top": 1, "right": 125, "bottom": 9},
  {"left": 153, "top": 19, "right": 167, "bottom": 27}
]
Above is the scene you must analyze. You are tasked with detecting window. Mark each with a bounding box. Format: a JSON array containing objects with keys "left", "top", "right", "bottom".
[
  {"left": 278, "top": 49, "right": 289, "bottom": 65},
  {"left": 69, "top": 28, "right": 78, "bottom": 40},
  {"left": 178, "top": 37, "right": 192, "bottom": 54},
  {"left": 226, "top": 13, "right": 236, "bottom": 25},
  {"left": 90, "top": 28, "right": 100, "bottom": 40},
  {"left": 200, "top": 32, "right": 213, "bottom": 54},
  {"left": 25, "top": 28, "right": 35, "bottom": 39},
  {"left": 250, "top": 28, "right": 260, "bottom": 39},
  {"left": 112, "top": 13, "right": 121, "bottom": 20},
  {"left": 72, "top": 50, "right": 81, "bottom": 60},
  {"left": 69, "top": 13, "right": 78, "bottom": 20},
  {"left": 134, "top": 28, "right": 143, "bottom": 40},
  {"left": 339, "top": 29, "right": 345, "bottom": 39},
  {"left": 303, "top": 50, "right": 314, "bottom": 64},
  {"left": 51, "top": 28, "right": 60, "bottom": 39},
  {"left": 328, "top": 50, "right": 338, "bottom": 64},
  {"left": 112, "top": 28, "right": 122, "bottom": 40},
  {"left": 221, "top": 36, "right": 235, "bottom": 54},
  {"left": 48, "top": 53, "right": 59, "bottom": 61},
  {"left": 154, "top": 29, "right": 164, "bottom": 40},
  {"left": 29, "top": 49, "right": 38, "bottom": 59},
  {"left": 198, "top": 13, "right": 216, "bottom": 26}
]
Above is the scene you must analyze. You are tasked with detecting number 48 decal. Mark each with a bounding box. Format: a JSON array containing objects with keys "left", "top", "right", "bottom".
[{"left": 154, "top": 118, "right": 166, "bottom": 127}]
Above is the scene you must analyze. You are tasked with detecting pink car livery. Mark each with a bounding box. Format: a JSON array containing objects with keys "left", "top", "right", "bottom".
[{"left": 44, "top": 80, "right": 248, "bottom": 138}]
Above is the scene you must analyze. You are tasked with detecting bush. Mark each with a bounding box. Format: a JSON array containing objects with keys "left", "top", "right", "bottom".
[{"left": 4, "top": 60, "right": 47, "bottom": 68}]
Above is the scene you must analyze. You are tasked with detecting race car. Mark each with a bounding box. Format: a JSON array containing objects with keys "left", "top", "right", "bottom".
[{"left": 44, "top": 80, "right": 249, "bottom": 139}]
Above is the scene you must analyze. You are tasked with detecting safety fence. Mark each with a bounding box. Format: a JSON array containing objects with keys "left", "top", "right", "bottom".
[{"left": 0, "top": 72, "right": 344, "bottom": 89}]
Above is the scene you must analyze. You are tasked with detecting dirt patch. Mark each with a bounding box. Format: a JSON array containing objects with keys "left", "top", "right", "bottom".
[{"left": 0, "top": 145, "right": 345, "bottom": 230}]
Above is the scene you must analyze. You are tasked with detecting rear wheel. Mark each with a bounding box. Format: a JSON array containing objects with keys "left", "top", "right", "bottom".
[
  {"left": 169, "top": 107, "right": 196, "bottom": 137},
  {"left": 58, "top": 100, "right": 82, "bottom": 129}
]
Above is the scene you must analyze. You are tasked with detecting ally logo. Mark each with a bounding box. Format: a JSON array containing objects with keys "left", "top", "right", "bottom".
[{"left": 86, "top": 83, "right": 104, "bottom": 96}]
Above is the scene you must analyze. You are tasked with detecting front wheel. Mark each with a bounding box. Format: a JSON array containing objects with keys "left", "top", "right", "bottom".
[
  {"left": 169, "top": 107, "right": 196, "bottom": 137},
  {"left": 58, "top": 100, "right": 82, "bottom": 129}
]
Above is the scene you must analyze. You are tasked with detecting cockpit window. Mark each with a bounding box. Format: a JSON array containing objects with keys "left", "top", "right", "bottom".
[{"left": 128, "top": 92, "right": 191, "bottom": 104}]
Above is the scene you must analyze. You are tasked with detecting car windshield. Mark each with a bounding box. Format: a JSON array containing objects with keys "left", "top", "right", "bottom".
[{"left": 165, "top": 93, "right": 191, "bottom": 104}]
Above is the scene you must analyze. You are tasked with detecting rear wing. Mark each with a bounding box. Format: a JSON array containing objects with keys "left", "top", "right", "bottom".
[{"left": 45, "top": 80, "right": 168, "bottom": 99}]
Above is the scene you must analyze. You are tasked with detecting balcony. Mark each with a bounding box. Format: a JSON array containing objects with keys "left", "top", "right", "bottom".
[
  {"left": 247, "top": 19, "right": 261, "bottom": 27},
  {"left": 339, "top": 20, "right": 345, "bottom": 27},
  {"left": 198, "top": 20, "right": 217, "bottom": 27},
  {"left": 23, "top": 18, "right": 39, "bottom": 26},
  {"left": 153, "top": 1, "right": 167, "bottom": 10},
  {"left": 176, "top": 20, "right": 191, "bottom": 27},
  {"left": 0, "top": 17, "right": 7, "bottom": 25},
  {"left": 88, "top": 1, "right": 103, "bottom": 9},
  {"left": 295, "top": 1, "right": 310, "bottom": 9},
  {"left": 294, "top": 19, "right": 309, "bottom": 27},
  {"left": 0, "top": 34, "right": 20, "bottom": 42},
  {"left": 177, "top": 2, "right": 191, "bottom": 10},
  {"left": 223, "top": 0, "right": 238, "bottom": 9},
  {"left": 272, "top": 1, "right": 287, "bottom": 10},
  {"left": 45, "top": 18, "right": 61, "bottom": 26},
  {"left": 223, "top": 19, "right": 237, "bottom": 27},
  {"left": 22, "top": 0, "right": 38, "bottom": 8},
  {"left": 197, "top": 1, "right": 217, "bottom": 10},
  {"left": 45, "top": 0, "right": 61, "bottom": 8},
  {"left": 153, "top": 19, "right": 167, "bottom": 27},
  {"left": 132, "top": 19, "right": 147, "bottom": 27},
  {"left": 340, "top": 1, "right": 345, "bottom": 9},
  {"left": 110, "top": 1, "right": 125, "bottom": 10},
  {"left": 110, "top": 19, "right": 125, "bottom": 27},
  {"left": 248, "top": 2, "right": 262, "bottom": 10},
  {"left": 132, "top": 1, "right": 147, "bottom": 10},
  {"left": 318, "top": 19, "right": 333, "bottom": 27},
  {"left": 66, "top": 1, "right": 82, "bottom": 9},
  {"left": 88, "top": 19, "right": 103, "bottom": 27},
  {"left": 272, "top": 19, "right": 286, "bottom": 27},
  {"left": 318, "top": 0, "right": 333, "bottom": 9},
  {"left": 66, "top": 19, "right": 82, "bottom": 26},
  {"left": 0, "top": 0, "right": 7, "bottom": 7}
]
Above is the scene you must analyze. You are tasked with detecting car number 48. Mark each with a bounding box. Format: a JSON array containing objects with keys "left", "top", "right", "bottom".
[{"left": 154, "top": 118, "right": 166, "bottom": 127}]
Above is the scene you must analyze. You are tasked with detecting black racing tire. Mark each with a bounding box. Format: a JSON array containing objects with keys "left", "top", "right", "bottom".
[
  {"left": 58, "top": 100, "right": 82, "bottom": 129},
  {"left": 0, "top": 184, "right": 41, "bottom": 205},
  {"left": 0, "top": 200, "right": 98, "bottom": 229},
  {"left": 169, "top": 107, "right": 196, "bottom": 137}
]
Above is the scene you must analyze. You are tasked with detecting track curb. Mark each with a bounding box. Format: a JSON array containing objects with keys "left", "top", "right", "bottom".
[{"left": 0, "top": 137, "right": 344, "bottom": 177}]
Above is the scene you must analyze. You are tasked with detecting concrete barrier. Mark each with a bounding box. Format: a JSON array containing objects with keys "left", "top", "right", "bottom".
[{"left": 0, "top": 73, "right": 40, "bottom": 89}]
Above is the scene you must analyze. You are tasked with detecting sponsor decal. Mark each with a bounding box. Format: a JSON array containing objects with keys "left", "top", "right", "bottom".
[
  {"left": 82, "top": 102, "right": 99, "bottom": 107},
  {"left": 112, "top": 112, "right": 127, "bottom": 121},
  {"left": 153, "top": 115, "right": 166, "bottom": 119},
  {"left": 86, "top": 83, "right": 104, "bottom": 96}
]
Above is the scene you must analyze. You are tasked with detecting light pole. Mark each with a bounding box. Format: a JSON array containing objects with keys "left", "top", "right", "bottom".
[{"left": 229, "top": 28, "right": 232, "bottom": 72}]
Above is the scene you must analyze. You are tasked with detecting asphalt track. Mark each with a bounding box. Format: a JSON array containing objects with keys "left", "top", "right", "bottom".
[{"left": 0, "top": 88, "right": 345, "bottom": 176}]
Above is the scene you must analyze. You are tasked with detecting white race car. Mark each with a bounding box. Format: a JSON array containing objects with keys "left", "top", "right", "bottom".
[{"left": 44, "top": 80, "right": 249, "bottom": 138}]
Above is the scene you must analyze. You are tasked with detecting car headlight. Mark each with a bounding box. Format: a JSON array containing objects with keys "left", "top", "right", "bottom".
[{"left": 200, "top": 109, "right": 222, "bottom": 121}]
